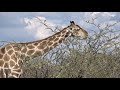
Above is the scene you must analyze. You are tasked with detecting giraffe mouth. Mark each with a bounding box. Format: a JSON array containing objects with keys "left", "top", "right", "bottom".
[
  {"left": 71, "top": 34, "right": 75, "bottom": 37},
  {"left": 71, "top": 34, "right": 87, "bottom": 40}
]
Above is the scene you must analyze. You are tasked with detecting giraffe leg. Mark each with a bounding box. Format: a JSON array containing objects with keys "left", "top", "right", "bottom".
[
  {"left": 8, "top": 68, "right": 23, "bottom": 78},
  {"left": 8, "top": 63, "right": 23, "bottom": 78},
  {"left": 8, "top": 55, "right": 23, "bottom": 78},
  {"left": 0, "top": 68, "right": 11, "bottom": 78},
  {"left": 0, "top": 68, "right": 5, "bottom": 78}
]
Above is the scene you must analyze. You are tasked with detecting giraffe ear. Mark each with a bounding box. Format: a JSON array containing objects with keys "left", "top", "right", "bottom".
[{"left": 70, "top": 21, "right": 75, "bottom": 25}]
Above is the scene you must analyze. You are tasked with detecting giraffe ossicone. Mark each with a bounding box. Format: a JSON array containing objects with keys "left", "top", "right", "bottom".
[{"left": 0, "top": 21, "right": 88, "bottom": 78}]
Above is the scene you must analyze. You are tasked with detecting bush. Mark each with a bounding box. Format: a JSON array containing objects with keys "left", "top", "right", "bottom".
[{"left": 6, "top": 16, "right": 120, "bottom": 78}]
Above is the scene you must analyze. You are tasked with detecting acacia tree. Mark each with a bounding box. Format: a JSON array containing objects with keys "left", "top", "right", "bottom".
[{"left": 18, "top": 15, "right": 120, "bottom": 78}]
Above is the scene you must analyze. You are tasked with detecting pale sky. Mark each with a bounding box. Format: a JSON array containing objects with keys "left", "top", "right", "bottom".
[{"left": 0, "top": 12, "right": 119, "bottom": 43}]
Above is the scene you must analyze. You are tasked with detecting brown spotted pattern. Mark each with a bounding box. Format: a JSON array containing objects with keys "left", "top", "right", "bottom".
[{"left": 0, "top": 21, "right": 88, "bottom": 78}]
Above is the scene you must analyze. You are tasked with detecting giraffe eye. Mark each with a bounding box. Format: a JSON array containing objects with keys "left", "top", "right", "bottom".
[{"left": 70, "top": 28, "right": 72, "bottom": 30}]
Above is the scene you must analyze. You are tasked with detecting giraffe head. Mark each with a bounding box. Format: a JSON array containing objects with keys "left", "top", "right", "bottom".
[{"left": 67, "top": 21, "right": 88, "bottom": 39}]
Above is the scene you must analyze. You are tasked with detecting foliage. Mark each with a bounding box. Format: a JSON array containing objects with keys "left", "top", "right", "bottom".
[
  {"left": 21, "top": 16, "right": 120, "bottom": 78},
  {"left": 2, "top": 16, "right": 120, "bottom": 78}
]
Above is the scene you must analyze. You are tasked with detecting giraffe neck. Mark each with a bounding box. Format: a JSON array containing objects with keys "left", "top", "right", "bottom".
[
  {"left": 0, "top": 27, "right": 70, "bottom": 78},
  {"left": 21, "top": 28, "right": 71, "bottom": 58}
]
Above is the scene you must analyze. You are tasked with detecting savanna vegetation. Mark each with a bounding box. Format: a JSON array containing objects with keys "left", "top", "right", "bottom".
[{"left": 1, "top": 16, "right": 120, "bottom": 78}]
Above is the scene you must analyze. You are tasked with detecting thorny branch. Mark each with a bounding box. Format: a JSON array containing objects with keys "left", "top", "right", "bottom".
[
  {"left": 1, "top": 15, "right": 120, "bottom": 78},
  {"left": 35, "top": 17, "right": 60, "bottom": 33}
]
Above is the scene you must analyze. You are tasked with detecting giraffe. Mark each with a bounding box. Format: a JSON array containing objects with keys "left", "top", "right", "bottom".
[{"left": 0, "top": 21, "right": 88, "bottom": 78}]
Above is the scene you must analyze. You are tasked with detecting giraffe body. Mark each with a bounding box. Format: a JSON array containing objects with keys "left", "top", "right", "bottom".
[{"left": 0, "top": 21, "right": 88, "bottom": 78}]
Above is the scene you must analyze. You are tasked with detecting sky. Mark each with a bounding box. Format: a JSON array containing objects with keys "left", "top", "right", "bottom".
[{"left": 0, "top": 12, "right": 120, "bottom": 44}]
